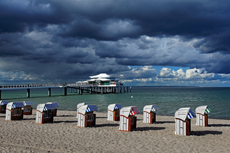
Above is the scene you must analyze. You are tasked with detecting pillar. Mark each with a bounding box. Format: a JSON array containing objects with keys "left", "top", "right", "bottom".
[
  {"left": 127, "top": 87, "right": 129, "bottom": 93},
  {"left": 0, "top": 90, "right": 1, "bottom": 100},
  {"left": 48, "top": 88, "right": 51, "bottom": 96},
  {"left": 27, "top": 89, "right": 30, "bottom": 98},
  {"left": 64, "top": 87, "right": 67, "bottom": 96}
]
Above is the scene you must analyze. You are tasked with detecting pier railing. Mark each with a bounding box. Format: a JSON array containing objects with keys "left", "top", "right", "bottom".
[{"left": 0, "top": 83, "right": 66, "bottom": 89}]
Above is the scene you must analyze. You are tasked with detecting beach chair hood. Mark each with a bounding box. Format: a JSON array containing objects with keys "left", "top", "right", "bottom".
[
  {"left": 78, "top": 105, "right": 98, "bottom": 115},
  {"left": 23, "top": 101, "right": 33, "bottom": 106},
  {"left": 37, "top": 104, "right": 56, "bottom": 112},
  {"left": 46, "top": 102, "right": 59, "bottom": 107},
  {"left": 175, "top": 107, "right": 194, "bottom": 121},
  {"left": 196, "top": 105, "right": 211, "bottom": 115},
  {"left": 143, "top": 105, "right": 157, "bottom": 113},
  {"left": 6, "top": 102, "right": 24, "bottom": 110},
  {"left": 77, "top": 103, "right": 88, "bottom": 109},
  {"left": 120, "top": 106, "right": 140, "bottom": 117},
  {"left": 108, "top": 104, "right": 122, "bottom": 111},
  {"left": 0, "top": 100, "right": 9, "bottom": 105}
]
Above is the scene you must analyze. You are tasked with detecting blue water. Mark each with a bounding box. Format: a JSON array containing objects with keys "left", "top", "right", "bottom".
[{"left": 1, "top": 87, "right": 230, "bottom": 119}]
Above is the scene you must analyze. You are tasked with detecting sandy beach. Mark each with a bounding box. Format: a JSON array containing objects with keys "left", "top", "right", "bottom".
[{"left": 0, "top": 110, "right": 230, "bottom": 153}]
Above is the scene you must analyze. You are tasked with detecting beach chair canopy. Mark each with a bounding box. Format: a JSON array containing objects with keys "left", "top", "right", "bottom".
[
  {"left": 78, "top": 105, "right": 98, "bottom": 115},
  {"left": 120, "top": 106, "right": 140, "bottom": 117},
  {"left": 46, "top": 102, "right": 59, "bottom": 108},
  {"left": 37, "top": 104, "right": 56, "bottom": 112},
  {"left": 143, "top": 105, "right": 157, "bottom": 113},
  {"left": 196, "top": 105, "right": 211, "bottom": 114},
  {"left": 108, "top": 104, "right": 122, "bottom": 111},
  {"left": 77, "top": 103, "right": 88, "bottom": 109},
  {"left": 175, "top": 107, "right": 194, "bottom": 121},
  {"left": 23, "top": 101, "right": 33, "bottom": 106},
  {"left": 6, "top": 102, "right": 24, "bottom": 110},
  {"left": 0, "top": 100, "right": 9, "bottom": 105}
]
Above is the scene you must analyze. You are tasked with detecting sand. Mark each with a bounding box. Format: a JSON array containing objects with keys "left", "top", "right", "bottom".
[{"left": 0, "top": 110, "right": 230, "bottom": 153}]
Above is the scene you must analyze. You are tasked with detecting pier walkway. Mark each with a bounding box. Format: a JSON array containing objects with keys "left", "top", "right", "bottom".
[{"left": 0, "top": 83, "right": 131, "bottom": 100}]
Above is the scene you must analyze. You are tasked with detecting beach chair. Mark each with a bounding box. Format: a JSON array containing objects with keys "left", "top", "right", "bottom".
[
  {"left": 35, "top": 104, "right": 56, "bottom": 124},
  {"left": 22, "top": 101, "right": 33, "bottom": 115},
  {"left": 143, "top": 105, "right": 157, "bottom": 124},
  {"left": 77, "top": 105, "right": 98, "bottom": 127},
  {"left": 6, "top": 102, "right": 24, "bottom": 121},
  {"left": 175, "top": 107, "right": 194, "bottom": 136},
  {"left": 196, "top": 105, "right": 211, "bottom": 127},
  {"left": 107, "top": 104, "right": 122, "bottom": 121},
  {"left": 119, "top": 106, "right": 140, "bottom": 132},
  {"left": 46, "top": 102, "right": 59, "bottom": 116},
  {"left": 0, "top": 100, "right": 10, "bottom": 113}
]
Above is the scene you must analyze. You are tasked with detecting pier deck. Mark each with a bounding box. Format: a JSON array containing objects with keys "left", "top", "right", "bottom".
[{"left": 0, "top": 83, "right": 131, "bottom": 100}]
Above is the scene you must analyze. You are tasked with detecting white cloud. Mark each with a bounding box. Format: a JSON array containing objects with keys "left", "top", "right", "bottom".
[{"left": 158, "top": 67, "right": 215, "bottom": 81}]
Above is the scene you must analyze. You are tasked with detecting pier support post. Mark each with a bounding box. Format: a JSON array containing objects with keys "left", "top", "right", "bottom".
[
  {"left": 90, "top": 86, "right": 92, "bottom": 93},
  {"left": 127, "top": 87, "right": 129, "bottom": 93},
  {"left": 48, "top": 88, "right": 51, "bottom": 96},
  {"left": 27, "top": 89, "right": 30, "bottom": 98},
  {"left": 64, "top": 87, "right": 67, "bottom": 96},
  {"left": 0, "top": 90, "right": 1, "bottom": 100},
  {"left": 130, "top": 87, "right": 132, "bottom": 92}
]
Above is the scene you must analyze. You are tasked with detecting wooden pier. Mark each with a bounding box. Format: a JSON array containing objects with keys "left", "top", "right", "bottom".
[{"left": 0, "top": 83, "right": 131, "bottom": 100}]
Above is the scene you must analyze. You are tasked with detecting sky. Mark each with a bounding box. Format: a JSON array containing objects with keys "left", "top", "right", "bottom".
[{"left": 1, "top": 0, "right": 230, "bottom": 86}]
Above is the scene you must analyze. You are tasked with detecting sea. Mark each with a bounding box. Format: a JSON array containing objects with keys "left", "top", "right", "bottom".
[{"left": 1, "top": 86, "right": 230, "bottom": 119}]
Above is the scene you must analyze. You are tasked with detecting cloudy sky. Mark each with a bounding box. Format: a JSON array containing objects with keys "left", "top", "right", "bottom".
[{"left": 1, "top": 0, "right": 230, "bottom": 86}]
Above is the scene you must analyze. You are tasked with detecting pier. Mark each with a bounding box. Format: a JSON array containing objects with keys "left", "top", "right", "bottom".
[{"left": 0, "top": 83, "right": 131, "bottom": 100}]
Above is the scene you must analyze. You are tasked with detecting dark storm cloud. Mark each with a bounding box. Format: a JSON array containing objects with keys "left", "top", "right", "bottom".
[
  {"left": 1, "top": 0, "right": 230, "bottom": 53},
  {"left": 1, "top": 0, "right": 230, "bottom": 83}
]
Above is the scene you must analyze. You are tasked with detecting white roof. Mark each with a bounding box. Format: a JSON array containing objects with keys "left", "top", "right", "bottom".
[
  {"left": 6, "top": 102, "right": 24, "bottom": 110},
  {"left": 143, "top": 105, "right": 157, "bottom": 113},
  {"left": 46, "top": 102, "right": 59, "bottom": 107},
  {"left": 37, "top": 104, "right": 56, "bottom": 112},
  {"left": 196, "top": 105, "right": 208, "bottom": 114},
  {"left": 108, "top": 104, "right": 122, "bottom": 111},
  {"left": 78, "top": 105, "right": 98, "bottom": 115},
  {"left": 120, "top": 106, "right": 140, "bottom": 117},
  {"left": 175, "top": 107, "right": 194, "bottom": 121},
  {"left": 23, "top": 101, "right": 33, "bottom": 106},
  {"left": 90, "top": 73, "right": 111, "bottom": 79},
  {"left": 77, "top": 102, "right": 88, "bottom": 109},
  {"left": 88, "top": 79, "right": 96, "bottom": 82}
]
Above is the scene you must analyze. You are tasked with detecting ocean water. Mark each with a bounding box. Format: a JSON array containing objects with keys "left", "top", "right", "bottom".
[{"left": 1, "top": 87, "right": 230, "bottom": 119}]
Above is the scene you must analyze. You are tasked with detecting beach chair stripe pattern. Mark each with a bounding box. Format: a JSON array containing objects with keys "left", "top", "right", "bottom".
[
  {"left": 187, "top": 110, "right": 194, "bottom": 119},
  {"left": 12, "top": 104, "right": 16, "bottom": 109},
  {"left": 86, "top": 107, "right": 91, "bottom": 112},
  {"left": 12, "top": 102, "right": 24, "bottom": 108},
  {"left": 44, "top": 107, "right": 48, "bottom": 111},
  {"left": 86, "top": 105, "right": 98, "bottom": 113},
  {"left": 130, "top": 107, "right": 140, "bottom": 115},
  {"left": 114, "top": 104, "right": 122, "bottom": 110},
  {"left": 1, "top": 101, "right": 9, "bottom": 105},
  {"left": 205, "top": 107, "right": 211, "bottom": 113}
]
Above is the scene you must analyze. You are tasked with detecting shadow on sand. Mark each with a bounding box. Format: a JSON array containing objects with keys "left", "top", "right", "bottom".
[
  {"left": 133, "top": 126, "right": 166, "bottom": 131},
  {"left": 154, "top": 121, "right": 174, "bottom": 124},
  {"left": 209, "top": 124, "right": 230, "bottom": 127},
  {"left": 190, "top": 130, "right": 222, "bottom": 136},
  {"left": 95, "top": 123, "right": 119, "bottom": 127}
]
